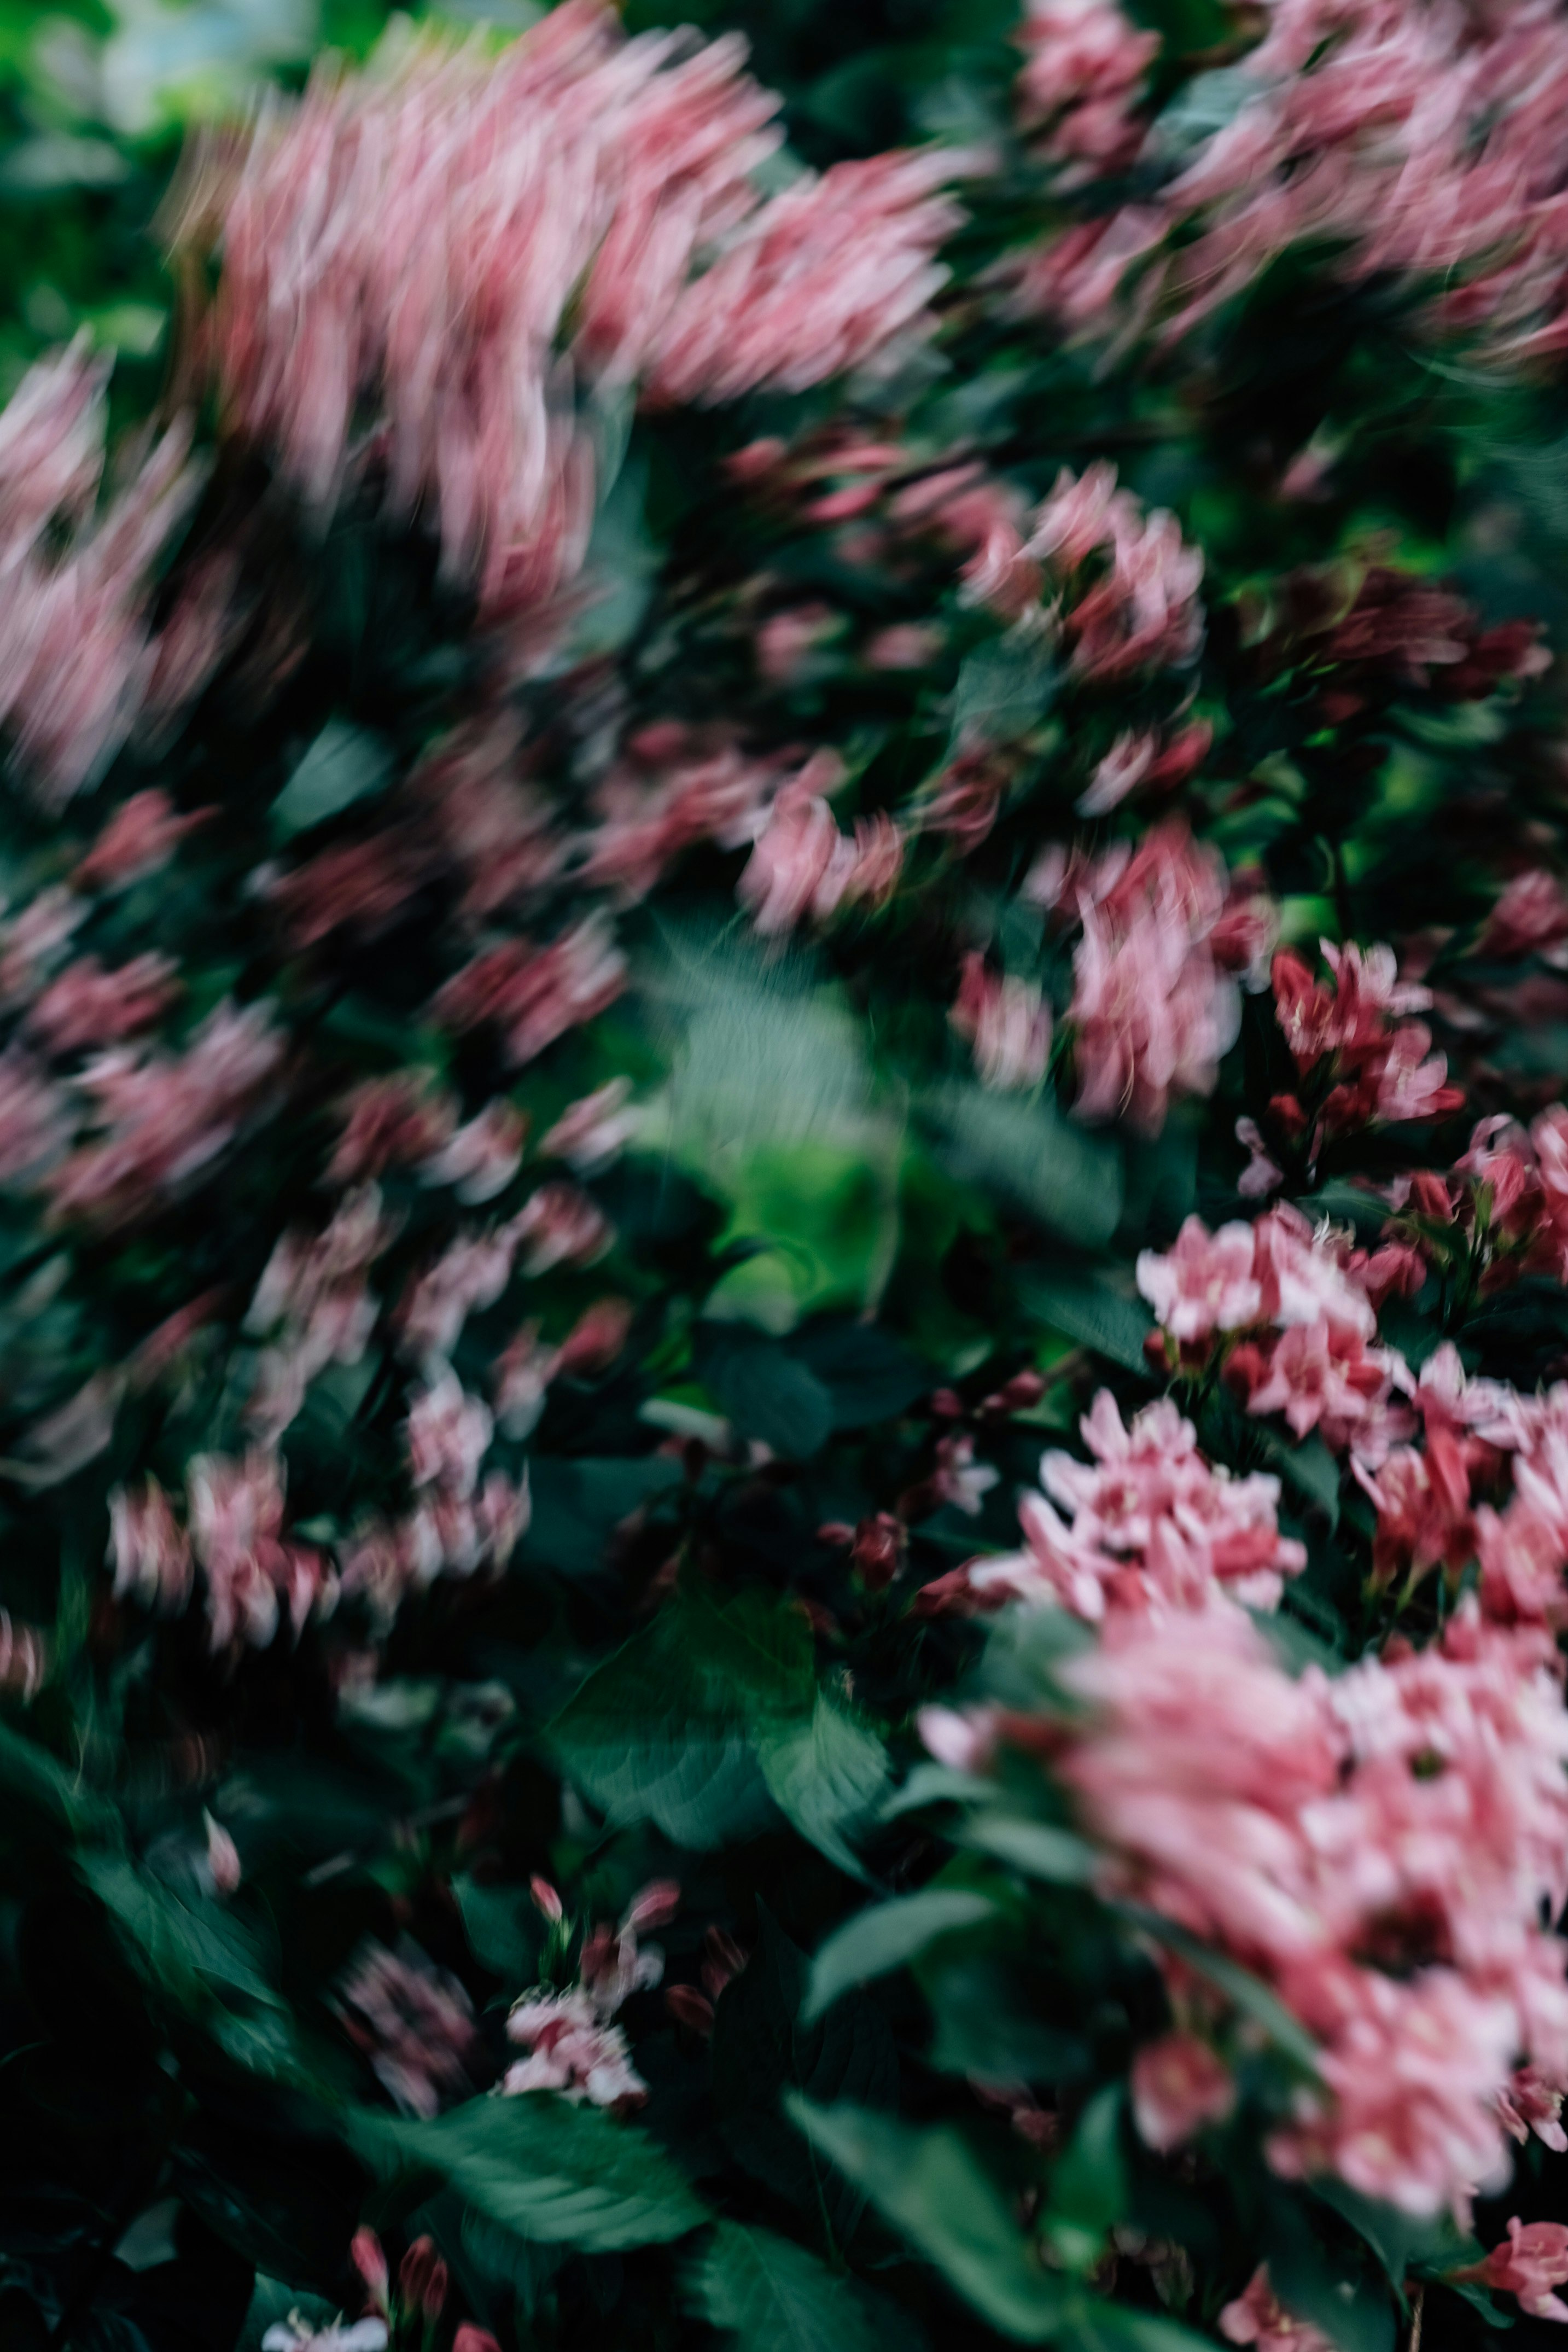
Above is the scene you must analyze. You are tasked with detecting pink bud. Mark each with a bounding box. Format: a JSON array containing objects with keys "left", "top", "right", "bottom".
[
  {"left": 666, "top": 1985, "right": 716, "bottom": 2036},
  {"left": 399, "top": 2237, "right": 440, "bottom": 2311},
  {"left": 204, "top": 1812, "right": 241, "bottom": 1897},
  {"left": 529, "top": 1875, "right": 564, "bottom": 1923},
  {"left": 351, "top": 2227, "right": 388, "bottom": 2312},
  {"left": 624, "top": 1878, "right": 680, "bottom": 1932},
  {"left": 454, "top": 2331, "right": 503, "bottom": 2352}
]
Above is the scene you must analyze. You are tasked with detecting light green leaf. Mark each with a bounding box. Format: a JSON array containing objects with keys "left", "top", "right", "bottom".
[
  {"left": 351, "top": 2093, "right": 708, "bottom": 2251},
  {"left": 271, "top": 721, "right": 392, "bottom": 838},
  {"left": 960, "top": 1814, "right": 1099, "bottom": 1885},
  {"left": 926, "top": 1085, "right": 1124, "bottom": 1250},
  {"left": 805, "top": 1889, "right": 998, "bottom": 2022}
]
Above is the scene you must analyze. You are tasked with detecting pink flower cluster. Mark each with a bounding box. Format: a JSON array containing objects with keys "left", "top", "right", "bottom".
[
  {"left": 1032, "top": 822, "right": 1245, "bottom": 1134},
  {"left": 0, "top": 339, "right": 200, "bottom": 805},
  {"left": 1139, "top": 1208, "right": 1415, "bottom": 1465},
  {"left": 336, "top": 1937, "right": 480, "bottom": 2118},
  {"left": 1015, "top": 0, "right": 1568, "bottom": 372},
  {"left": 1016, "top": 0, "right": 1158, "bottom": 178},
  {"left": 1047, "top": 1600, "right": 1568, "bottom": 2217},
  {"left": 949, "top": 952, "right": 1053, "bottom": 1091},
  {"left": 1268, "top": 941, "right": 1463, "bottom": 1157},
  {"left": 172, "top": 1, "right": 960, "bottom": 619},
  {"left": 503, "top": 1882, "right": 678, "bottom": 2109},
  {"left": 919, "top": 1390, "right": 1304, "bottom": 1622},
  {"left": 737, "top": 767, "right": 904, "bottom": 936}
]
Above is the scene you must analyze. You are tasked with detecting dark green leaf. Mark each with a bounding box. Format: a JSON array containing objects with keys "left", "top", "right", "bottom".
[
  {"left": 758, "top": 1696, "right": 889, "bottom": 1880},
  {"left": 805, "top": 1889, "right": 998, "bottom": 2022},
  {"left": 702, "top": 1329, "right": 835, "bottom": 1459},
  {"left": 788, "top": 2098, "right": 1069, "bottom": 2341},
  {"left": 518, "top": 1456, "right": 684, "bottom": 1577},
  {"left": 350, "top": 2094, "right": 708, "bottom": 2252},
  {"left": 1019, "top": 1271, "right": 1155, "bottom": 1375},
  {"left": 785, "top": 1320, "right": 931, "bottom": 1427},
  {"left": 686, "top": 2221, "right": 884, "bottom": 2352},
  {"left": 1257, "top": 1429, "right": 1343, "bottom": 1530}
]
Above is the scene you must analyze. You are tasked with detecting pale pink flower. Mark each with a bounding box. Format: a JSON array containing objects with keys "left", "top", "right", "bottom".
[
  {"left": 917, "top": 1703, "right": 998, "bottom": 1775},
  {"left": 1064, "top": 823, "right": 1238, "bottom": 1134},
  {"left": 541, "top": 1079, "right": 638, "bottom": 1173},
  {"left": 108, "top": 1477, "right": 193, "bottom": 1614},
  {"left": 510, "top": 1181, "right": 612, "bottom": 1276},
  {"left": 645, "top": 150, "right": 963, "bottom": 405},
  {"left": 1131, "top": 2030, "right": 1235, "bottom": 2151},
  {"left": 419, "top": 1100, "right": 526, "bottom": 1204},
  {"left": 1016, "top": 0, "right": 1158, "bottom": 174},
  {"left": 1236, "top": 1117, "right": 1285, "bottom": 1200},
  {"left": 1025, "top": 464, "right": 1204, "bottom": 679},
  {"left": 336, "top": 1937, "right": 477, "bottom": 2119},
  {"left": 493, "top": 1321, "right": 559, "bottom": 1441},
  {"left": 49, "top": 1000, "right": 284, "bottom": 1230},
  {"left": 0, "top": 1049, "right": 71, "bottom": 1187},
  {"left": 502, "top": 1988, "right": 648, "bottom": 2108},
  {"left": 1220, "top": 2267, "right": 1333, "bottom": 2352},
  {"left": 399, "top": 1230, "right": 516, "bottom": 1365},
  {"left": 1482, "top": 870, "right": 1568, "bottom": 963},
  {"left": 204, "top": 1811, "right": 241, "bottom": 1897},
  {"left": 737, "top": 782, "right": 899, "bottom": 934},
  {"left": 28, "top": 953, "right": 179, "bottom": 1057},
  {"left": 406, "top": 1368, "right": 493, "bottom": 1499},
  {"left": 960, "top": 1390, "right": 1304, "bottom": 1622},
  {"left": 433, "top": 915, "right": 626, "bottom": 1066},
  {"left": 1136, "top": 1214, "right": 1262, "bottom": 1342},
  {"left": 949, "top": 952, "right": 1052, "bottom": 1090}
]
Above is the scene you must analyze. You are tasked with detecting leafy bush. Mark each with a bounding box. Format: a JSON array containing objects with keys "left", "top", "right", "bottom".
[{"left": 7, "top": 2, "right": 1568, "bottom": 2349}]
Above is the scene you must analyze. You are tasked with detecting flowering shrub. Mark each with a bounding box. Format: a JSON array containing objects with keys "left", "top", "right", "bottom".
[{"left": 12, "top": 0, "right": 1568, "bottom": 2348}]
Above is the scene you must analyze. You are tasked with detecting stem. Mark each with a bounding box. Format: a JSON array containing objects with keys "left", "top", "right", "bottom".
[{"left": 1408, "top": 2284, "right": 1425, "bottom": 2352}]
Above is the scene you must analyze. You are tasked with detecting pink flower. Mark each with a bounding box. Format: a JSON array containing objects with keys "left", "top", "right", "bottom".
[
  {"left": 28, "top": 953, "right": 178, "bottom": 1057},
  {"left": 1482, "top": 870, "right": 1568, "bottom": 963},
  {"left": 541, "top": 1079, "right": 638, "bottom": 1173},
  {"left": 335, "top": 1938, "right": 477, "bottom": 2119},
  {"left": 1016, "top": 0, "right": 1159, "bottom": 174},
  {"left": 1132, "top": 2030, "right": 1235, "bottom": 2151},
  {"left": 406, "top": 1369, "right": 493, "bottom": 1499},
  {"left": 419, "top": 1100, "right": 526, "bottom": 1204},
  {"left": 204, "top": 1811, "right": 241, "bottom": 1897},
  {"left": 1465, "top": 2219, "right": 1568, "bottom": 2321},
  {"left": 1026, "top": 464, "right": 1204, "bottom": 679},
  {"left": 1499, "top": 2065, "right": 1568, "bottom": 2155},
  {"left": 49, "top": 1000, "right": 284, "bottom": 1231},
  {"left": 645, "top": 150, "right": 963, "bottom": 405},
  {"left": 502, "top": 1988, "right": 649, "bottom": 2108},
  {"left": 949, "top": 953, "right": 1052, "bottom": 1090},
  {"left": 433, "top": 915, "right": 626, "bottom": 1065},
  {"left": 1220, "top": 2267, "right": 1334, "bottom": 2352},
  {"left": 1062, "top": 823, "right": 1239, "bottom": 1135},
  {"left": 510, "top": 1181, "right": 612, "bottom": 1276},
  {"left": 108, "top": 1477, "right": 193, "bottom": 1615},
  {"left": 0, "top": 1049, "right": 71, "bottom": 1187},
  {"left": 75, "top": 788, "right": 207, "bottom": 892},
  {"left": 960, "top": 1390, "right": 1304, "bottom": 1622},
  {"left": 1136, "top": 1214, "right": 1262, "bottom": 1342}
]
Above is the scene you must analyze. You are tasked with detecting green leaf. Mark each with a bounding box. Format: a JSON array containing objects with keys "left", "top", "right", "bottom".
[
  {"left": 1123, "top": 1909, "right": 1320, "bottom": 2074},
  {"left": 350, "top": 2093, "right": 708, "bottom": 2252},
  {"left": 1047, "top": 2085, "right": 1127, "bottom": 2271},
  {"left": 712, "top": 1912, "right": 897, "bottom": 2231},
  {"left": 1019, "top": 1271, "right": 1155, "bottom": 1375},
  {"left": 270, "top": 721, "right": 392, "bottom": 837},
  {"left": 926, "top": 1085, "right": 1124, "bottom": 1251},
  {"left": 785, "top": 1319, "right": 931, "bottom": 1427},
  {"left": 686, "top": 2221, "right": 884, "bottom": 2352},
  {"left": 0, "top": 1716, "right": 114, "bottom": 1842},
  {"left": 1310, "top": 2180, "right": 1478, "bottom": 2292},
  {"left": 959, "top": 1813, "right": 1099, "bottom": 1885},
  {"left": 805, "top": 1889, "right": 998, "bottom": 2022},
  {"left": 788, "top": 2098, "right": 1069, "bottom": 2341},
  {"left": 518, "top": 1456, "right": 684, "bottom": 1577},
  {"left": 236, "top": 2279, "right": 337, "bottom": 2352},
  {"left": 1264, "top": 2193, "right": 1396, "bottom": 2352},
  {"left": 453, "top": 1874, "right": 540, "bottom": 1982},
  {"left": 550, "top": 1587, "right": 814, "bottom": 1848},
  {"left": 951, "top": 626, "right": 1058, "bottom": 749},
  {"left": 881, "top": 1762, "right": 993, "bottom": 1817},
  {"left": 1257, "top": 1430, "right": 1342, "bottom": 1530},
  {"left": 80, "top": 1852, "right": 282, "bottom": 2012},
  {"left": 758, "top": 1696, "right": 890, "bottom": 1880},
  {"left": 701, "top": 1326, "right": 835, "bottom": 1459}
]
